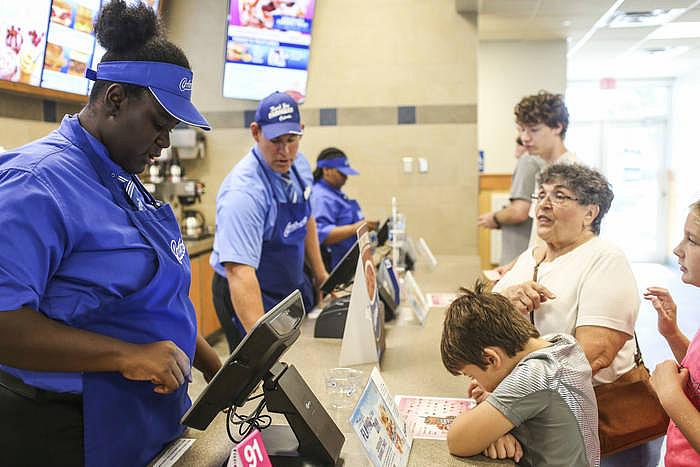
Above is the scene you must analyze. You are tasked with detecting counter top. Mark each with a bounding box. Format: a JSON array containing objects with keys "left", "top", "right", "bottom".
[
  {"left": 169, "top": 255, "right": 512, "bottom": 466},
  {"left": 185, "top": 236, "right": 214, "bottom": 257}
]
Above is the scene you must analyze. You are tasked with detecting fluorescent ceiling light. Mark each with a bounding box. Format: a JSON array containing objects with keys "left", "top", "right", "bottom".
[
  {"left": 649, "top": 22, "right": 700, "bottom": 39},
  {"left": 608, "top": 8, "right": 685, "bottom": 28},
  {"left": 568, "top": 0, "right": 625, "bottom": 58}
]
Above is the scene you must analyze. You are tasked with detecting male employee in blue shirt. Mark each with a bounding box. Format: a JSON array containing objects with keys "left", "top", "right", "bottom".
[{"left": 210, "top": 92, "right": 329, "bottom": 352}]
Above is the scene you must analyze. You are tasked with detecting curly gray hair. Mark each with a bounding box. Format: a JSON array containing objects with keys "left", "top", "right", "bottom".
[{"left": 538, "top": 163, "right": 614, "bottom": 235}]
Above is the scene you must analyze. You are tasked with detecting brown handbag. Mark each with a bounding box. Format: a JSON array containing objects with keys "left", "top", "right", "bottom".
[{"left": 594, "top": 335, "right": 670, "bottom": 457}]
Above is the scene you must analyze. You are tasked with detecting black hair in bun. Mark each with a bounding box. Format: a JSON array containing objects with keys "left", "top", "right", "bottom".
[
  {"left": 95, "top": 0, "right": 160, "bottom": 54},
  {"left": 89, "top": 0, "right": 190, "bottom": 101}
]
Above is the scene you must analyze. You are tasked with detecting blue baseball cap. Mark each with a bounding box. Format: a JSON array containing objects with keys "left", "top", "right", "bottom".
[
  {"left": 86, "top": 61, "right": 211, "bottom": 131},
  {"left": 317, "top": 156, "right": 359, "bottom": 176},
  {"left": 254, "top": 91, "right": 303, "bottom": 140}
]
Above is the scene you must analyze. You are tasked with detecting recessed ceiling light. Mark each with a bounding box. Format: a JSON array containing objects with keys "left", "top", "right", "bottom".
[
  {"left": 607, "top": 8, "right": 685, "bottom": 28},
  {"left": 649, "top": 22, "right": 700, "bottom": 39},
  {"left": 562, "top": 20, "right": 572, "bottom": 27},
  {"left": 640, "top": 45, "right": 690, "bottom": 57}
]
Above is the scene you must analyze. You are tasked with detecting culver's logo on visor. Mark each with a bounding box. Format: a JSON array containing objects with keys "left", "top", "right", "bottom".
[
  {"left": 268, "top": 102, "right": 294, "bottom": 121},
  {"left": 179, "top": 77, "right": 192, "bottom": 92}
]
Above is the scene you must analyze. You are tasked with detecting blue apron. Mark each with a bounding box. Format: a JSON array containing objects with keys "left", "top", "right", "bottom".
[
  {"left": 232, "top": 149, "right": 313, "bottom": 333},
  {"left": 64, "top": 117, "right": 197, "bottom": 466}
]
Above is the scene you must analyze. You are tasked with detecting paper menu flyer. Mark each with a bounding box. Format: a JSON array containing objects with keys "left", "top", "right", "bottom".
[
  {"left": 349, "top": 368, "right": 412, "bottom": 467},
  {"left": 394, "top": 395, "right": 476, "bottom": 440},
  {"left": 425, "top": 293, "right": 456, "bottom": 308}
]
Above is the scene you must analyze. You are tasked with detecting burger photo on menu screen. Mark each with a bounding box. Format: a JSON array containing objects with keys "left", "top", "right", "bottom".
[
  {"left": 51, "top": 0, "right": 74, "bottom": 27},
  {"left": 75, "top": 5, "right": 95, "bottom": 33},
  {"left": 44, "top": 43, "right": 67, "bottom": 72}
]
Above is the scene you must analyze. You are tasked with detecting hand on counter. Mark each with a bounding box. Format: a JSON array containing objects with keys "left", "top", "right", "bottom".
[
  {"left": 117, "top": 340, "right": 191, "bottom": 394},
  {"left": 482, "top": 433, "right": 523, "bottom": 462}
]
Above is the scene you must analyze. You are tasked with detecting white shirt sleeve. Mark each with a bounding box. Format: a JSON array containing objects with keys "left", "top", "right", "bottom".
[{"left": 574, "top": 247, "right": 639, "bottom": 336}]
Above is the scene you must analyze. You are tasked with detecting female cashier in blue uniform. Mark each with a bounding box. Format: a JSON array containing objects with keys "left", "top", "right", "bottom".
[
  {"left": 311, "top": 148, "right": 379, "bottom": 269},
  {"left": 0, "top": 3, "right": 221, "bottom": 466}
]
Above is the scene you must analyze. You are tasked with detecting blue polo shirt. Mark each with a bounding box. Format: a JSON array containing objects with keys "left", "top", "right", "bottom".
[
  {"left": 210, "top": 146, "right": 313, "bottom": 276},
  {"left": 0, "top": 115, "right": 157, "bottom": 393},
  {"left": 310, "top": 179, "right": 364, "bottom": 268}
]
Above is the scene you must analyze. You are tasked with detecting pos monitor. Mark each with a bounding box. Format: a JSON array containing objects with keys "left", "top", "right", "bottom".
[
  {"left": 319, "top": 240, "right": 360, "bottom": 294},
  {"left": 182, "top": 290, "right": 344, "bottom": 466}
]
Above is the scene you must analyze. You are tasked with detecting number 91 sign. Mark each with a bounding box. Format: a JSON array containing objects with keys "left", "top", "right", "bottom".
[{"left": 227, "top": 429, "right": 272, "bottom": 467}]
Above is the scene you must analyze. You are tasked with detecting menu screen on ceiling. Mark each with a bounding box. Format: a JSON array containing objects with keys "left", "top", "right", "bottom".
[
  {"left": 0, "top": 0, "right": 161, "bottom": 97},
  {"left": 223, "top": 0, "right": 315, "bottom": 102}
]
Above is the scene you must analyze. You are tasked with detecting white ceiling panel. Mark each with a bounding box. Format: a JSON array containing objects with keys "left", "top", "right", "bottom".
[{"left": 476, "top": 0, "right": 700, "bottom": 78}]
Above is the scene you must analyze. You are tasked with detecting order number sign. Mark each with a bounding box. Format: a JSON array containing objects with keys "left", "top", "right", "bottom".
[{"left": 235, "top": 429, "right": 272, "bottom": 467}]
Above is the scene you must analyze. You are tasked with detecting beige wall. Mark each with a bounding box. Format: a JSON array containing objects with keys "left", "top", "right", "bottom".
[
  {"left": 0, "top": 116, "right": 57, "bottom": 150},
  {"left": 478, "top": 40, "right": 567, "bottom": 174},
  {"left": 167, "top": 0, "right": 480, "bottom": 255}
]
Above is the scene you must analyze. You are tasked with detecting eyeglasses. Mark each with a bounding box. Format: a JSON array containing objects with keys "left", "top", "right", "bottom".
[{"left": 531, "top": 191, "right": 579, "bottom": 206}]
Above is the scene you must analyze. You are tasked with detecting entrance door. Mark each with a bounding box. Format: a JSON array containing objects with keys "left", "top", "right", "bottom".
[
  {"left": 601, "top": 121, "right": 667, "bottom": 262},
  {"left": 568, "top": 120, "right": 667, "bottom": 262}
]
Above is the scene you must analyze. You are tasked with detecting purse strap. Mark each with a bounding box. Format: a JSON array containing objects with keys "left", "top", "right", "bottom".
[{"left": 633, "top": 332, "right": 644, "bottom": 367}]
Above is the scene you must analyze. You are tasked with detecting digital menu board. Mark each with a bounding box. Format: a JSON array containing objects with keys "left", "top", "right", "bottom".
[
  {"left": 223, "top": 0, "right": 315, "bottom": 102},
  {"left": 0, "top": 0, "right": 161, "bottom": 98},
  {"left": 40, "top": 0, "right": 102, "bottom": 95},
  {"left": 0, "top": 1, "right": 52, "bottom": 87}
]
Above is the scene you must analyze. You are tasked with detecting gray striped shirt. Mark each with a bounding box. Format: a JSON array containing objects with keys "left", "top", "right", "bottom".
[{"left": 486, "top": 333, "right": 600, "bottom": 467}]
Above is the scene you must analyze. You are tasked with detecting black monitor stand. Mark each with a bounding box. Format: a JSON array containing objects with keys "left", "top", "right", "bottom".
[{"left": 261, "top": 362, "right": 345, "bottom": 466}]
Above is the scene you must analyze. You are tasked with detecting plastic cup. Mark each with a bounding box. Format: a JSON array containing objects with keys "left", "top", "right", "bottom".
[{"left": 324, "top": 368, "right": 364, "bottom": 410}]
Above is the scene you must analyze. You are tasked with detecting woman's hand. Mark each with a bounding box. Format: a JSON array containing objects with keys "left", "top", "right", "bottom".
[
  {"left": 482, "top": 433, "right": 523, "bottom": 462},
  {"left": 194, "top": 334, "right": 222, "bottom": 383},
  {"left": 651, "top": 360, "right": 689, "bottom": 405},
  {"left": 466, "top": 379, "right": 490, "bottom": 404},
  {"left": 117, "top": 340, "right": 191, "bottom": 394},
  {"left": 501, "top": 281, "right": 556, "bottom": 315},
  {"left": 313, "top": 270, "right": 330, "bottom": 303},
  {"left": 644, "top": 287, "right": 680, "bottom": 338}
]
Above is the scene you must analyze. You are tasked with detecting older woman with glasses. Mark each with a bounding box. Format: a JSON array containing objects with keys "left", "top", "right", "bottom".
[{"left": 492, "top": 163, "right": 662, "bottom": 467}]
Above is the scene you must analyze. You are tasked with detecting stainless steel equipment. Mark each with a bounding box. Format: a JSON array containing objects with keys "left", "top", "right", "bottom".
[{"left": 181, "top": 209, "right": 207, "bottom": 239}]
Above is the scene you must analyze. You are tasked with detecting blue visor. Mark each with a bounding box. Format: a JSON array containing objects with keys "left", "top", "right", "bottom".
[
  {"left": 317, "top": 157, "right": 359, "bottom": 176},
  {"left": 86, "top": 61, "right": 210, "bottom": 131}
]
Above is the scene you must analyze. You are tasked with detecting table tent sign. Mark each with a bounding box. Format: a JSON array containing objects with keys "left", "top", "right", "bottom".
[
  {"left": 350, "top": 367, "right": 412, "bottom": 467},
  {"left": 339, "top": 223, "right": 383, "bottom": 366}
]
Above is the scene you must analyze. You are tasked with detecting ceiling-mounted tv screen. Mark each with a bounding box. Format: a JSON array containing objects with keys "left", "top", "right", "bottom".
[
  {"left": 223, "top": 0, "right": 315, "bottom": 102},
  {"left": 0, "top": 0, "right": 161, "bottom": 99}
]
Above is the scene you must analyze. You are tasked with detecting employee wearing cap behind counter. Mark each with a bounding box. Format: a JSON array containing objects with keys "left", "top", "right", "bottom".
[
  {"left": 0, "top": 2, "right": 222, "bottom": 466},
  {"left": 310, "top": 147, "right": 379, "bottom": 270},
  {"left": 210, "top": 92, "right": 329, "bottom": 353}
]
